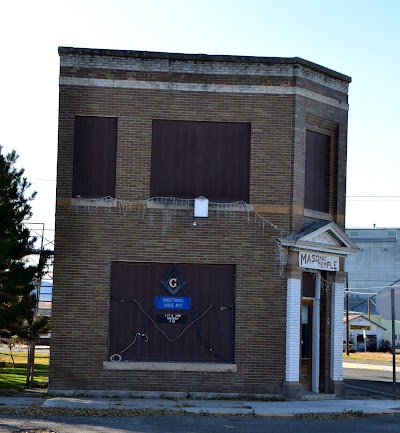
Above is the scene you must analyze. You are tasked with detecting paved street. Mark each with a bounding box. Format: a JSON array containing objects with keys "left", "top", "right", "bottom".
[
  {"left": 344, "top": 362, "right": 400, "bottom": 398},
  {"left": 2, "top": 356, "right": 400, "bottom": 432},
  {"left": 1, "top": 414, "right": 400, "bottom": 433}
]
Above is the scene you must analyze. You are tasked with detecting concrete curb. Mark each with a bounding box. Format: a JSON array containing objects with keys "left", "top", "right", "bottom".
[{"left": 2, "top": 397, "right": 400, "bottom": 417}]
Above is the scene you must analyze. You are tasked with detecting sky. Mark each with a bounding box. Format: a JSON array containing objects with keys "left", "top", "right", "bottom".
[{"left": 1, "top": 0, "right": 400, "bottom": 246}]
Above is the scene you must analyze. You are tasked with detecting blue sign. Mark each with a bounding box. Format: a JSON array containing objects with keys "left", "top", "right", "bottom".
[{"left": 155, "top": 296, "right": 191, "bottom": 310}]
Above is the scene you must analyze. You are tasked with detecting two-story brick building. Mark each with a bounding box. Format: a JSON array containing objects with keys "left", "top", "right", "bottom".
[{"left": 51, "top": 47, "right": 358, "bottom": 399}]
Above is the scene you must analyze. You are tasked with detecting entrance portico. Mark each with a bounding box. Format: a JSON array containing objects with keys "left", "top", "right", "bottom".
[{"left": 279, "top": 222, "right": 358, "bottom": 399}]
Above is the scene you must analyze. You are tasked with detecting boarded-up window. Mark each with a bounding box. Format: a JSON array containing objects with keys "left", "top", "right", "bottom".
[
  {"left": 150, "top": 120, "right": 250, "bottom": 202},
  {"left": 109, "top": 262, "right": 235, "bottom": 363},
  {"left": 72, "top": 116, "right": 117, "bottom": 198},
  {"left": 304, "top": 130, "right": 330, "bottom": 213},
  {"left": 302, "top": 272, "right": 316, "bottom": 298}
]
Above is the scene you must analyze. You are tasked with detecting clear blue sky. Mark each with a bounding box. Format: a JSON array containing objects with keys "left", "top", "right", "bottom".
[{"left": 1, "top": 0, "right": 399, "bottom": 240}]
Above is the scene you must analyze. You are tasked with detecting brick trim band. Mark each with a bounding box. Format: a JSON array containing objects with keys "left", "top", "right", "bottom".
[{"left": 59, "top": 77, "right": 349, "bottom": 110}]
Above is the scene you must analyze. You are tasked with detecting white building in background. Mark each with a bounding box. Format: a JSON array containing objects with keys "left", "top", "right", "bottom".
[
  {"left": 345, "top": 228, "right": 400, "bottom": 346},
  {"left": 343, "top": 314, "right": 386, "bottom": 352}
]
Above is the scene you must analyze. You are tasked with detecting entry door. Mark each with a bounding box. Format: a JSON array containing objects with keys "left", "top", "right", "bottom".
[{"left": 301, "top": 300, "right": 313, "bottom": 390}]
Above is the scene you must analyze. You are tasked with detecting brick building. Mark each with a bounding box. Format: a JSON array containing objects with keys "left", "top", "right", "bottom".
[{"left": 51, "top": 47, "right": 358, "bottom": 399}]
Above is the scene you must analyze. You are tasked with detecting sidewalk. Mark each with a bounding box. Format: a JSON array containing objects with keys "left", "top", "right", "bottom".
[
  {"left": 1, "top": 361, "right": 399, "bottom": 417},
  {"left": 39, "top": 396, "right": 400, "bottom": 415},
  {"left": 344, "top": 361, "right": 400, "bottom": 371},
  {"left": 0, "top": 397, "right": 400, "bottom": 416},
  {"left": 1, "top": 395, "right": 400, "bottom": 416}
]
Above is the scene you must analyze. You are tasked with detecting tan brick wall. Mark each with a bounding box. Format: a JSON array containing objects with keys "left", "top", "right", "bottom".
[{"left": 51, "top": 49, "right": 350, "bottom": 394}]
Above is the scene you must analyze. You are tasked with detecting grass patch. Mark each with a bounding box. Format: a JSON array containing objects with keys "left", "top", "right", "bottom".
[
  {"left": 296, "top": 409, "right": 369, "bottom": 420},
  {"left": 343, "top": 352, "right": 400, "bottom": 364},
  {"left": 213, "top": 394, "right": 284, "bottom": 402},
  {"left": 0, "top": 350, "right": 49, "bottom": 390},
  {"left": 342, "top": 409, "right": 368, "bottom": 417}
]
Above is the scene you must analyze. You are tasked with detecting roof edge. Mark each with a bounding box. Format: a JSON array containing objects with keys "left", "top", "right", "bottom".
[
  {"left": 58, "top": 46, "right": 352, "bottom": 83},
  {"left": 278, "top": 221, "right": 360, "bottom": 255}
]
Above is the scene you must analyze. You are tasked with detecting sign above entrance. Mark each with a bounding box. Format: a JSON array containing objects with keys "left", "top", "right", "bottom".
[{"left": 299, "top": 252, "right": 339, "bottom": 272}]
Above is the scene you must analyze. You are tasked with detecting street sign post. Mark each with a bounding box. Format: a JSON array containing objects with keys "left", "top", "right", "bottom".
[
  {"left": 375, "top": 287, "right": 400, "bottom": 320},
  {"left": 376, "top": 286, "right": 400, "bottom": 400},
  {"left": 363, "top": 328, "right": 367, "bottom": 353}
]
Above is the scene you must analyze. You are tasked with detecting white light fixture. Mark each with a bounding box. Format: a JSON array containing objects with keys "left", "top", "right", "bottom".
[{"left": 194, "top": 196, "right": 209, "bottom": 218}]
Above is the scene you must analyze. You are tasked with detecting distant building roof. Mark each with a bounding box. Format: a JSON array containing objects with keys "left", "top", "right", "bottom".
[
  {"left": 348, "top": 301, "right": 378, "bottom": 315},
  {"left": 343, "top": 313, "right": 386, "bottom": 330}
]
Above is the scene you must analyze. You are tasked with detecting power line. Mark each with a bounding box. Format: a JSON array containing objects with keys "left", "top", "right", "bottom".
[
  {"left": 346, "top": 196, "right": 400, "bottom": 203},
  {"left": 29, "top": 178, "right": 56, "bottom": 182},
  {"left": 347, "top": 285, "right": 400, "bottom": 291},
  {"left": 346, "top": 277, "right": 400, "bottom": 312}
]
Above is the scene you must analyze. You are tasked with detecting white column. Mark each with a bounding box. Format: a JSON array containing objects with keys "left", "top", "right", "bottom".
[
  {"left": 311, "top": 273, "right": 321, "bottom": 393},
  {"left": 331, "top": 281, "right": 345, "bottom": 381},
  {"left": 286, "top": 277, "right": 301, "bottom": 382}
]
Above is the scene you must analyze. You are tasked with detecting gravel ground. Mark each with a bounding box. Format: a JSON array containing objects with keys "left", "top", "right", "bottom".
[
  {"left": 0, "top": 407, "right": 189, "bottom": 418},
  {"left": 14, "top": 430, "right": 56, "bottom": 433}
]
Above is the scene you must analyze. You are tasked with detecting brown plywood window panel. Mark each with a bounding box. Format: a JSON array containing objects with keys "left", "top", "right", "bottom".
[
  {"left": 302, "top": 272, "right": 316, "bottom": 298},
  {"left": 72, "top": 116, "right": 117, "bottom": 198},
  {"left": 109, "top": 262, "right": 235, "bottom": 363},
  {"left": 150, "top": 120, "right": 251, "bottom": 202},
  {"left": 304, "top": 130, "right": 330, "bottom": 213}
]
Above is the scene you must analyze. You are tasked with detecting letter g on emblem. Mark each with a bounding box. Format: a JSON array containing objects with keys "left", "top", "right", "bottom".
[
  {"left": 162, "top": 266, "right": 186, "bottom": 296},
  {"left": 169, "top": 277, "right": 178, "bottom": 289}
]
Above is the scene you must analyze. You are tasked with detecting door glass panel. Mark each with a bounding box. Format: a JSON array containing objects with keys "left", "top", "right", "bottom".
[
  {"left": 301, "top": 303, "right": 312, "bottom": 359},
  {"left": 301, "top": 304, "right": 309, "bottom": 324}
]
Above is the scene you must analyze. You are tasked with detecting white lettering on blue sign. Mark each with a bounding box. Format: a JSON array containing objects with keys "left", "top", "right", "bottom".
[{"left": 155, "top": 296, "right": 191, "bottom": 310}]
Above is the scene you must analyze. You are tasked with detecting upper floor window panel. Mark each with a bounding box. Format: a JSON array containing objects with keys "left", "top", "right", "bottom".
[
  {"left": 304, "top": 130, "right": 330, "bottom": 213},
  {"left": 150, "top": 120, "right": 251, "bottom": 202},
  {"left": 72, "top": 116, "right": 117, "bottom": 198}
]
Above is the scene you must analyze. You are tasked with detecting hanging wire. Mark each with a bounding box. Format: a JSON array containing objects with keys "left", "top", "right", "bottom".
[
  {"left": 304, "top": 270, "right": 347, "bottom": 294},
  {"left": 109, "top": 296, "right": 233, "bottom": 363},
  {"left": 71, "top": 196, "right": 284, "bottom": 236},
  {"left": 347, "top": 277, "right": 400, "bottom": 312}
]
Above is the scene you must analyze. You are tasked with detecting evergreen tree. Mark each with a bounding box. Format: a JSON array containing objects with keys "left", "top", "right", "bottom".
[{"left": 0, "top": 146, "right": 48, "bottom": 343}]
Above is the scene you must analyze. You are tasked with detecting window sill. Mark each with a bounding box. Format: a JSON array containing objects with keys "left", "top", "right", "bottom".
[
  {"left": 103, "top": 361, "right": 237, "bottom": 373},
  {"left": 303, "top": 208, "right": 333, "bottom": 220},
  {"left": 147, "top": 199, "right": 249, "bottom": 212},
  {"left": 58, "top": 197, "right": 249, "bottom": 213},
  {"left": 71, "top": 197, "right": 118, "bottom": 208}
]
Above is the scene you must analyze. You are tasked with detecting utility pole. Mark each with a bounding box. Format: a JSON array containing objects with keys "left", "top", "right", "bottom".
[
  {"left": 368, "top": 297, "right": 371, "bottom": 320},
  {"left": 346, "top": 274, "right": 350, "bottom": 356},
  {"left": 391, "top": 288, "right": 396, "bottom": 400}
]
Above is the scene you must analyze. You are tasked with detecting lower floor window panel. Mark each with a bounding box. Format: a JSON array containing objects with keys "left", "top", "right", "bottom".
[{"left": 109, "top": 262, "right": 235, "bottom": 363}]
